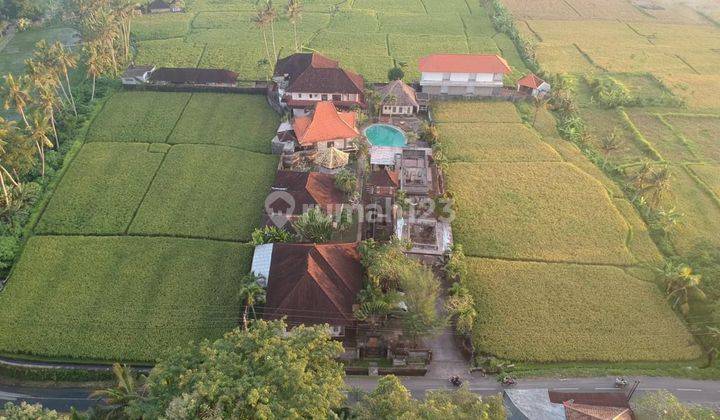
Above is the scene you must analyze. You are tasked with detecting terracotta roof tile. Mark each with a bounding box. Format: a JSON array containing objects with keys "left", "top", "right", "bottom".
[
  {"left": 264, "top": 243, "right": 363, "bottom": 326},
  {"left": 418, "top": 54, "right": 511, "bottom": 74},
  {"left": 563, "top": 402, "right": 633, "bottom": 420},
  {"left": 518, "top": 73, "right": 546, "bottom": 89},
  {"left": 293, "top": 102, "right": 359, "bottom": 145},
  {"left": 270, "top": 170, "right": 345, "bottom": 215}
]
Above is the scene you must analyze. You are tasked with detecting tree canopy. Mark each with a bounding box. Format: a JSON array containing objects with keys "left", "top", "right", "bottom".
[{"left": 125, "top": 319, "right": 346, "bottom": 419}]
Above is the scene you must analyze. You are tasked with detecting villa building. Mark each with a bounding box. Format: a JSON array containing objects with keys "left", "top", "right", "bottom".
[
  {"left": 251, "top": 242, "right": 363, "bottom": 341},
  {"left": 517, "top": 73, "right": 551, "bottom": 98},
  {"left": 148, "top": 67, "right": 238, "bottom": 87},
  {"left": 272, "top": 52, "right": 365, "bottom": 115},
  {"left": 293, "top": 101, "right": 359, "bottom": 151},
  {"left": 379, "top": 80, "right": 420, "bottom": 116},
  {"left": 120, "top": 65, "right": 155, "bottom": 85},
  {"left": 418, "top": 54, "right": 511, "bottom": 97},
  {"left": 264, "top": 170, "right": 346, "bottom": 228}
]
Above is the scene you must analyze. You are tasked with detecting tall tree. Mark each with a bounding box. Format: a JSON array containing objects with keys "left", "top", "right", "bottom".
[
  {"left": 90, "top": 363, "right": 143, "bottom": 419},
  {"left": 125, "top": 320, "right": 346, "bottom": 419},
  {"left": 600, "top": 129, "right": 621, "bottom": 169},
  {"left": 661, "top": 262, "right": 705, "bottom": 315},
  {"left": 109, "top": 0, "right": 137, "bottom": 62},
  {"left": 36, "top": 84, "right": 60, "bottom": 147},
  {"left": 264, "top": 1, "right": 278, "bottom": 62},
  {"left": 286, "top": 0, "right": 302, "bottom": 52},
  {"left": 238, "top": 272, "right": 266, "bottom": 331},
  {"left": 26, "top": 112, "right": 54, "bottom": 177},
  {"left": 253, "top": 7, "right": 274, "bottom": 70},
  {"left": 49, "top": 42, "right": 78, "bottom": 115},
  {"left": 1, "top": 74, "right": 32, "bottom": 127},
  {"left": 83, "top": 42, "right": 107, "bottom": 101}
]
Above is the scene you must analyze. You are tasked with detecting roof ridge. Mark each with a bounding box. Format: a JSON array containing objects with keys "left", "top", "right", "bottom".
[{"left": 306, "top": 247, "right": 353, "bottom": 320}]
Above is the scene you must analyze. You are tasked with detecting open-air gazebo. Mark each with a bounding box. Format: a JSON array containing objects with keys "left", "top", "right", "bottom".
[{"left": 312, "top": 146, "right": 349, "bottom": 174}]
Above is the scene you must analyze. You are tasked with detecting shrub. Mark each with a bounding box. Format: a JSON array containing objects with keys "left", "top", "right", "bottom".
[
  {"left": 252, "top": 226, "right": 292, "bottom": 245},
  {"left": 387, "top": 66, "right": 404, "bottom": 81}
]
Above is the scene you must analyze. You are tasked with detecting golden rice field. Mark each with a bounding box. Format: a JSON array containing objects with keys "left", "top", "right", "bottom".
[
  {"left": 438, "top": 123, "right": 561, "bottom": 163},
  {"left": 446, "top": 161, "right": 635, "bottom": 265},
  {"left": 465, "top": 257, "right": 702, "bottom": 362}
]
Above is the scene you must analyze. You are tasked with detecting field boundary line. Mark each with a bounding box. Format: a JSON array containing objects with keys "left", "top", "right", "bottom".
[
  {"left": 572, "top": 43, "right": 607, "bottom": 73},
  {"left": 463, "top": 254, "right": 635, "bottom": 269},
  {"left": 462, "top": 0, "right": 472, "bottom": 15},
  {"left": 521, "top": 20, "right": 543, "bottom": 42},
  {"left": 123, "top": 148, "right": 170, "bottom": 235},
  {"left": 623, "top": 22, "right": 654, "bottom": 45},
  {"left": 560, "top": 0, "right": 582, "bottom": 18},
  {"left": 618, "top": 108, "right": 664, "bottom": 162},
  {"left": 417, "top": 0, "right": 428, "bottom": 15},
  {"left": 673, "top": 54, "right": 700, "bottom": 75},
  {"left": 682, "top": 164, "right": 720, "bottom": 210},
  {"left": 654, "top": 114, "right": 701, "bottom": 161},
  {"left": 32, "top": 232, "right": 253, "bottom": 245}
]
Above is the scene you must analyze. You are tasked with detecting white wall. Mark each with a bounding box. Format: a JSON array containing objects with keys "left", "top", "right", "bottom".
[{"left": 421, "top": 72, "right": 444, "bottom": 82}]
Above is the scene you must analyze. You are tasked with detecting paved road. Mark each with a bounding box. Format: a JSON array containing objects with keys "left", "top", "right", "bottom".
[{"left": 3, "top": 376, "right": 720, "bottom": 412}]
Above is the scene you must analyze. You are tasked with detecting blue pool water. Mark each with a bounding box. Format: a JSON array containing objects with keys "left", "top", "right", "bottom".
[{"left": 364, "top": 124, "right": 407, "bottom": 147}]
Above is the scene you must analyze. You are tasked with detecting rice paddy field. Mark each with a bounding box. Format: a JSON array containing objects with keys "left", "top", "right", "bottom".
[
  {"left": 130, "top": 0, "right": 528, "bottom": 83},
  {"left": 0, "top": 92, "right": 279, "bottom": 362},
  {"left": 437, "top": 100, "right": 697, "bottom": 362}
]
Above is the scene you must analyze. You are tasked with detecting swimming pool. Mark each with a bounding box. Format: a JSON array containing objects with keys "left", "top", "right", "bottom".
[{"left": 364, "top": 124, "right": 407, "bottom": 147}]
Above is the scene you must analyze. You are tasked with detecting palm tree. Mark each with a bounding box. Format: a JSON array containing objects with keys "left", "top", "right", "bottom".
[
  {"left": 27, "top": 112, "right": 54, "bottom": 177},
  {"left": 0, "top": 117, "right": 19, "bottom": 205},
  {"left": 630, "top": 161, "right": 653, "bottom": 202},
  {"left": 33, "top": 40, "right": 71, "bottom": 109},
  {"left": 645, "top": 166, "right": 671, "bottom": 209},
  {"left": 1, "top": 74, "right": 32, "bottom": 127},
  {"left": 292, "top": 206, "right": 333, "bottom": 243},
  {"left": 110, "top": 0, "right": 137, "bottom": 62},
  {"left": 90, "top": 363, "right": 141, "bottom": 418},
  {"left": 50, "top": 42, "right": 78, "bottom": 115},
  {"left": 286, "top": 0, "right": 302, "bottom": 52},
  {"left": 37, "top": 84, "right": 60, "bottom": 147},
  {"left": 531, "top": 94, "right": 549, "bottom": 127},
  {"left": 600, "top": 129, "right": 621, "bottom": 169},
  {"left": 661, "top": 262, "right": 705, "bottom": 316},
  {"left": 239, "top": 273, "right": 266, "bottom": 331},
  {"left": 253, "top": 8, "right": 274, "bottom": 69},
  {"left": 84, "top": 42, "right": 106, "bottom": 101},
  {"left": 264, "top": 1, "right": 279, "bottom": 62}
]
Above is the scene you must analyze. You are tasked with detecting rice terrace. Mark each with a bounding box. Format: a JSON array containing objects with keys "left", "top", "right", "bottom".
[{"left": 0, "top": 0, "right": 720, "bottom": 416}]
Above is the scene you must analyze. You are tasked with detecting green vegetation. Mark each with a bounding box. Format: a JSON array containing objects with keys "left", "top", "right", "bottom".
[
  {"left": 128, "top": 144, "right": 277, "bottom": 241},
  {"left": 87, "top": 91, "right": 190, "bottom": 143},
  {"left": 0, "top": 235, "right": 253, "bottom": 361},
  {"left": 167, "top": 93, "right": 279, "bottom": 152},
  {"left": 35, "top": 143, "right": 164, "bottom": 235},
  {"left": 466, "top": 257, "right": 701, "bottom": 362},
  {"left": 446, "top": 162, "right": 634, "bottom": 265},
  {"left": 0, "top": 27, "right": 78, "bottom": 78}
]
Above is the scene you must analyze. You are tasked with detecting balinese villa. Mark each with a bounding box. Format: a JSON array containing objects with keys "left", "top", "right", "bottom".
[
  {"left": 293, "top": 101, "right": 359, "bottom": 151},
  {"left": 250, "top": 242, "right": 363, "bottom": 343},
  {"left": 272, "top": 52, "right": 366, "bottom": 115},
  {"left": 378, "top": 80, "right": 421, "bottom": 116}
]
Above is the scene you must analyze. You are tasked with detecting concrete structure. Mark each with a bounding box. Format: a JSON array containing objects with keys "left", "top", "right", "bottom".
[
  {"left": 120, "top": 65, "right": 155, "bottom": 85},
  {"left": 418, "top": 54, "right": 511, "bottom": 97}
]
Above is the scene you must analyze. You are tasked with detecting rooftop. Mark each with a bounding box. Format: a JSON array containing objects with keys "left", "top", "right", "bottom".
[
  {"left": 269, "top": 170, "right": 346, "bottom": 215},
  {"left": 149, "top": 67, "right": 238, "bottom": 85},
  {"left": 379, "top": 80, "right": 419, "bottom": 108},
  {"left": 518, "top": 73, "right": 547, "bottom": 89},
  {"left": 276, "top": 52, "right": 364, "bottom": 95},
  {"left": 293, "top": 102, "right": 359, "bottom": 145},
  {"left": 418, "top": 54, "right": 512, "bottom": 74},
  {"left": 263, "top": 243, "right": 363, "bottom": 327}
]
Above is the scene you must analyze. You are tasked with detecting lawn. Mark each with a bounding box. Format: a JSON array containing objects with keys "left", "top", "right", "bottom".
[
  {"left": 466, "top": 257, "right": 701, "bottom": 362},
  {"left": 128, "top": 144, "right": 277, "bottom": 241},
  {"left": 167, "top": 93, "right": 279, "bottom": 152},
  {"left": 0, "top": 235, "right": 253, "bottom": 362},
  {"left": 446, "top": 162, "right": 635, "bottom": 265},
  {"left": 438, "top": 123, "right": 561, "bottom": 163},
  {"left": 87, "top": 91, "right": 190, "bottom": 143},
  {"left": 34, "top": 143, "right": 164, "bottom": 235}
]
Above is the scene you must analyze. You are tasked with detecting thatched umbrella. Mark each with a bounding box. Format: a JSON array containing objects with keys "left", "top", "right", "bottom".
[{"left": 312, "top": 147, "right": 349, "bottom": 171}]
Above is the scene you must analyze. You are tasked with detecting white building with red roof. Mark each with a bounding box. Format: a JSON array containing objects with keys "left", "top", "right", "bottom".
[
  {"left": 517, "top": 73, "right": 551, "bottom": 98},
  {"left": 418, "top": 54, "right": 511, "bottom": 97}
]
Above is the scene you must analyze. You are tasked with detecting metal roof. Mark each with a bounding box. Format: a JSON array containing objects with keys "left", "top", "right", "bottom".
[
  {"left": 251, "top": 243, "right": 273, "bottom": 287},
  {"left": 370, "top": 146, "right": 403, "bottom": 166}
]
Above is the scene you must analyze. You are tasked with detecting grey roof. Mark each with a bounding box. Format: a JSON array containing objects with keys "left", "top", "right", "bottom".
[
  {"left": 370, "top": 146, "right": 403, "bottom": 166},
  {"left": 379, "top": 80, "right": 419, "bottom": 108},
  {"left": 122, "top": 65, "right": 154, "bottom": 78},
  {"left": 504, "top": 389, "right": 566, "bottom": 420},
  {"left": 251, "top": 243, "right": 273, "bottom": 287}
]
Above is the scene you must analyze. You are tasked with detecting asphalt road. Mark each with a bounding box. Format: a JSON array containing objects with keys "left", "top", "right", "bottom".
[{"left": 2, "top": 376, "right": 720, "bottom": 412}]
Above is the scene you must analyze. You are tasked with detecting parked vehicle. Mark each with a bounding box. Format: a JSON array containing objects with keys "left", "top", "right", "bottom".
[
  {"left": 449, "top": 375, "right": 463, "bottom": 387},
  {"left": 615, "top": 377, "right": 628, "bottom": 389}
]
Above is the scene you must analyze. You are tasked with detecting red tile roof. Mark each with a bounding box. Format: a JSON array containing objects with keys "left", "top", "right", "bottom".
[
  {"left": 563, "top": 402, "right": 633, "bottom": 420},
  {"left": 418, "top": 54, "right": 511, "bottom": 74},
  {"left": 264, "top": 243, "right": 363, "bottom": 326},
  {"left": 276, "top": 52, "right": 364, "bottom": 95},
  {"left": 293, "top": 102, "right": 359, "bottom": 145},
  {"left": 518, "top": 73, "right": 546, "bottom": 89},
  {"left": 270, "top": 170, "right": 346, "bottom": 215}
]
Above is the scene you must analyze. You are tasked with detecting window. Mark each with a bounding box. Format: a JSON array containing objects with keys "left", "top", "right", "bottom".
[
  {"left": 327, "top": 141, "right": 335, "bottom": 148},
  {"left": 442, "top": 73, "right": 451, "bottom": 81},
  {"left": 332, "top": 94, "right": 341, "bottom": 101},
  {"left": 321, "top": 94, "right": 328, "bottom": 101},
  {"left": 469, "top": 73, "right": 477, "bottom": 82}
]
